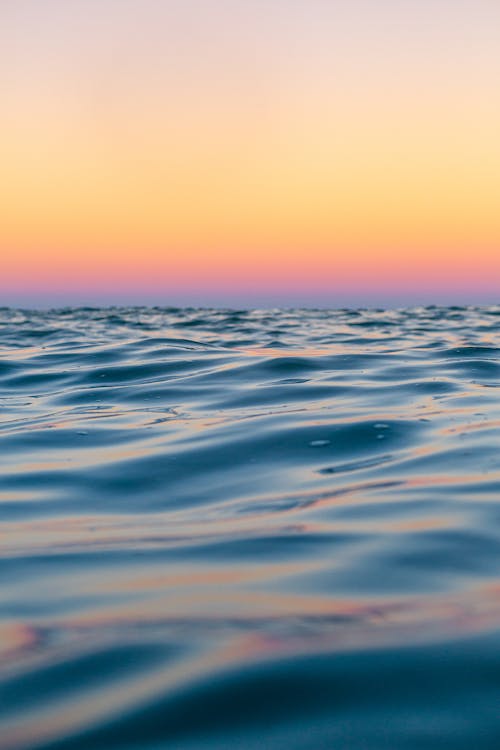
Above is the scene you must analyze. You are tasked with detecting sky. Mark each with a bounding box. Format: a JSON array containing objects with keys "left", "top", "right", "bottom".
[{"left": 1, "top": 0, "right": 499, "bottom": 308}]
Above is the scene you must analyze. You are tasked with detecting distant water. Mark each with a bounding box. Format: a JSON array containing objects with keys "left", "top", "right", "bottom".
[{"left": 2, "top": 306, "right": 500, "bottom": 749}]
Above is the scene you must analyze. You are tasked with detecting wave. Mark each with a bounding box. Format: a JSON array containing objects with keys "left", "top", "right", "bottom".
[{"left": 1, "top": 306, "right": 500, "bottom": 748}]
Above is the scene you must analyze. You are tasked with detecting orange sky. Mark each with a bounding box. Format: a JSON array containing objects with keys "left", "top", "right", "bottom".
[{"left": 1, "top": 0, "right": 499, "bottom": 305}]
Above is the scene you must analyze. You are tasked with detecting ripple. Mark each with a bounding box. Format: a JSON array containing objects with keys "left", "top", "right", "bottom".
[{"left": 1, "top": 305, "right": 500, "bottom": 748}]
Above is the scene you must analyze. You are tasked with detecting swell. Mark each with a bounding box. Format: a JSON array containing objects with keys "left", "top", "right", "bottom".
[{"left": 1, "top": 306, "right": 500, "bottom": 748}]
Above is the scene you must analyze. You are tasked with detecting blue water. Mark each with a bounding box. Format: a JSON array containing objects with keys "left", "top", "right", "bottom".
[{"left": 1, "top": 306, "right": 500, "bottom": 749}]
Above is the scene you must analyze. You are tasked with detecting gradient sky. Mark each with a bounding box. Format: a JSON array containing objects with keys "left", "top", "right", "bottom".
[{"left": 1, "top": 0, "right": 499, "bottom": 307}]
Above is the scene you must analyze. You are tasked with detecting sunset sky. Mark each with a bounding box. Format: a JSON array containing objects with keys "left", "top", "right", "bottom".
[{"left": 1, "top": 0, "right": 499, "bottom": 307}]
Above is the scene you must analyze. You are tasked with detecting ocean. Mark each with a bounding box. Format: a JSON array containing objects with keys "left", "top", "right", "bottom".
[{"left": 1, "top": 305, "right": 500, "bottom": 749}]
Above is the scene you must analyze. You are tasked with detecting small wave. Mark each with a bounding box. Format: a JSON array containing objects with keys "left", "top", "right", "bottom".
[{"left": 1, "top": 305, "right": 500, "bottom": 748}]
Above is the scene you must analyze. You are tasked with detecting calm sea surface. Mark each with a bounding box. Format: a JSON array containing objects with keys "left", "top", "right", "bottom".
[{"left": 1, "top": 306, "right": 500, "bottom": 749}]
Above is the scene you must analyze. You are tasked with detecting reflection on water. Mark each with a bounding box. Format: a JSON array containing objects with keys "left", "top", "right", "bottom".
[{"left": 1, "top": 305, "right": 500, "bottom": 748}]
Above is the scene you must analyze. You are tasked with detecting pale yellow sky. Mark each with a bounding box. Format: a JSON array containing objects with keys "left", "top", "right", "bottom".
[{"left": 1, "top": 0, "right": 499, "bottom": 304}]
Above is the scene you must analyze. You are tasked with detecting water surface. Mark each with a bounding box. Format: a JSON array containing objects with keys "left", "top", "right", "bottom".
[{"left": 1, "top": 306, "right": 500, "bottom": 748}]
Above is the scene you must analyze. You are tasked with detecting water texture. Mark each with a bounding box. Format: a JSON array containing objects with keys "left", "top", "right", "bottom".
[{"left": 1, "top": 305, "right": 500, "bottom": 749}]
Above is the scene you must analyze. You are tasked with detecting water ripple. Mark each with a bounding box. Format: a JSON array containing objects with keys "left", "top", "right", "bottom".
[{"left": 1, "top": 306, "right": 500, "bottom": 748}]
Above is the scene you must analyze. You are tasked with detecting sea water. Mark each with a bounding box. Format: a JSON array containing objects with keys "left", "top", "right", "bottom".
[{"left": 1, "top": 306, "right": 500, "bottom": 749}]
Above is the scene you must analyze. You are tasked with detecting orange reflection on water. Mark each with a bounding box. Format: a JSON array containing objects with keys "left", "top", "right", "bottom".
[
  {"left": 101, "top": 560, "right": 321, "bottom": 593},
  {"left": 439, "top": 418, "right": 500, "bottom": 435},
  {"left": 0, "top": 621, "right": 40, "bottom": 658},
  {"left": 243, "top": 347, "right": 337, "bottom": 358},
  {"left": 46, "top": 579, "right": 500, "bottom": 652},
  {"left": 386, "top": 516, "right": 456, "bottom": 533},
  {"left": 404, "top": 470, "right": 500, "bottom": 490}
]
